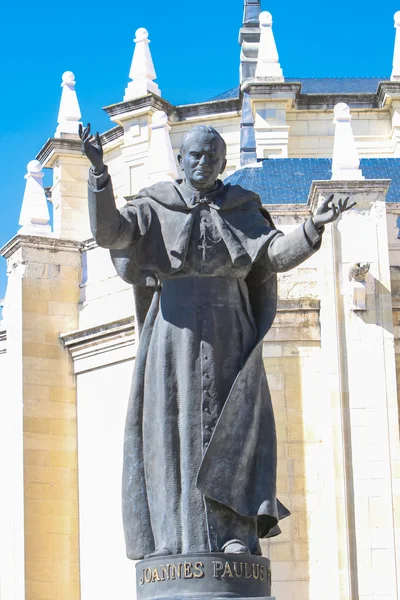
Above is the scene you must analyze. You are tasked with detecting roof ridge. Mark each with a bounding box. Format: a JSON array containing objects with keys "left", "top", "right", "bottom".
[
  {"left": 209, "top": 77, "right": 392, "bottom": 102},
  {"left": 286, "top": 76, "right": 388, "bottom": 80}
]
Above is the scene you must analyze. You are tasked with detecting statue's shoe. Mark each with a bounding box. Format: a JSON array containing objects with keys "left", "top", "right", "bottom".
[
  {"left": 221, "top": 539, "right": 251, "bottom": 554},
  {"left": 144, "top": 548, "right": 173, "bottom": 558}
]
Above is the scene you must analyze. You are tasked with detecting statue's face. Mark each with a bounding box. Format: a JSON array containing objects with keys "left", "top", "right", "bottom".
[{"left": 178, "top": 132, "right": 227, "bottom": 190}]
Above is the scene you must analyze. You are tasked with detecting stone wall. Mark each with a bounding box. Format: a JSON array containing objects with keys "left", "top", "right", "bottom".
[
  {"left": 75, "top": 360, "right": 135, "bottom": 600},
  {"left": 0, "top": 236, "right": 82, "bottom": 600},
  {"left": 287, "top": 110, "right": 394, "bottom": 158}
]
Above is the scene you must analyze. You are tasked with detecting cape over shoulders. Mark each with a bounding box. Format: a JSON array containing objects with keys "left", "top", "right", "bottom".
[{"left": 125, "top": 180, "right": 266, "bottom": 214}]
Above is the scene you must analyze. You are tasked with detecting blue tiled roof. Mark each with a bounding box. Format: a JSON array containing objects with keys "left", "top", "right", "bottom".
[
  {"left": 213, "top": 87, "right": 240, "bottom": 100},
  {"left": 224, "top": 158, "right": 400, "bottom": 204},
  {"left": 288, "top": 77, "right": 387, "bottom": 94},
  {"left": 212, "top": 78, "right": 388, "bottom": 100}
]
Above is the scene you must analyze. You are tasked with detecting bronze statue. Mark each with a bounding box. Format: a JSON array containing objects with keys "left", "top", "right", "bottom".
[{"left": 80, "top": 123, "right": 354, "bottom": 560}]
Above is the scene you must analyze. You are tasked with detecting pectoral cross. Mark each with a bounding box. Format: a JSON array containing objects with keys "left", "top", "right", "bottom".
[{"left": 198, "top": 232, "right": 213, "bottom": 261}]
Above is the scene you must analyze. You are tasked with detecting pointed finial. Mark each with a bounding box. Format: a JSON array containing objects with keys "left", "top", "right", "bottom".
[
  {"left": 146, "top": 111, "right": 178, "bottom": 184},
  {"left": 239, "top": 1, "right": 261, "bottom": 83},
  {"left": 255, "top": 12, "right": 284, "bottom": 81},
  {"left": 332, "top": 103, "right": 364, "bottom": 180},
  {"left": 124, "top": 28, "right": 161, "bottom": 101},
  {"left": 54, "top": 71, "right": 82, "bottom": 139},
  {"left": 391, "top": 12, "right": 400, "bottom": 81},
  {"left": 19, "top": 161, "right": 52, "bottom": 235},
  {"left": 243, "top": 0, "right": 261, "bottom": 25}
]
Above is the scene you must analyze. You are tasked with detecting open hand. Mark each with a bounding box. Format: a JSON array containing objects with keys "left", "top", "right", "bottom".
[
  {"left": 313, "top": 194, "right": 356, "bottom": 229},
  {"left": 79, "top": 123, "right": 104, "bottom": 175}
]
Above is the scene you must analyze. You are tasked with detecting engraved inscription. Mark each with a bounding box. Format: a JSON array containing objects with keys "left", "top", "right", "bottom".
[
  {"left": 139, "top": 559, "right": 268, "bottom": 586},
  {"left": 139, "top": 562, "right": 205, "bottom": 585},
  {"left": 212, "top": 560, "right": 265, "bottom": 581}
]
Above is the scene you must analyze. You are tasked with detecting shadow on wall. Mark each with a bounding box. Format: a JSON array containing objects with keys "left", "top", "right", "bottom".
[
  {"left": 391, "top": 266, "right": 400, "bottom": 426},
  {"left": 261, "top": 348, "right": 310, "bottom": 600}
]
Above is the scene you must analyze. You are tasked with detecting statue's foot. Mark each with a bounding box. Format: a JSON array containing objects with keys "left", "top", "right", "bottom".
[
  {"left": 222, "top": 539, "right": 251, "bottom": 554},
  {"left": 144, "top": 548, "right": 173, "bottom": 558}
]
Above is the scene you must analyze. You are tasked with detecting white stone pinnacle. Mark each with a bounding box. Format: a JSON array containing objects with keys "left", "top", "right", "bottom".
[
  {"left": 55, "top": 71, "right": 82, "bottom": 139},
  {"left": 19, "top": 160, "right": 52, "bottom": 235},
  {"left": 391, "top": 12, "right": 400, "bottom": 81},
  {"left": 332, "top": 103, "right": 364, "bottom": 181},
  {"left": 255, "top": 12, "right": 284, "bottom": 81},
  {"left": 146, "top": 111, "right": 179, "bottom": 184},
  {"left": 124, "top": 28, "right": 161, "bottom": 101}
]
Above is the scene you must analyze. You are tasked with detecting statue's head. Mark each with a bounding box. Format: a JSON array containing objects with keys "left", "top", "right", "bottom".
[{"left": 177, "top": 126, "right": 227, "bottom": 191}]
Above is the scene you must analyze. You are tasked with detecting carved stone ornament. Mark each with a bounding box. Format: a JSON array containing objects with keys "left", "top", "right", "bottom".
[{"left": 348, "top": 262, "right": 370, "bottom": 283}]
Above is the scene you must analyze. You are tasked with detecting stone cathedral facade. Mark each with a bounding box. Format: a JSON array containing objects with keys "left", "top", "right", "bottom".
[{"left": 2, "top": 2, "right": 400, "bottom": 600}]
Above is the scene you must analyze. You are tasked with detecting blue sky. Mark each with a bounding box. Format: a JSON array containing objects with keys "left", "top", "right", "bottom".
[{"left": 1, "top": 0, "right": 399, "bottom": 301}]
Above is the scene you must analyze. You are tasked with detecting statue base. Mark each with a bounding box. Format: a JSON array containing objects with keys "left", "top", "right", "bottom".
[{"left": 136, "top": 553, "right": 273, "bottom": 600}]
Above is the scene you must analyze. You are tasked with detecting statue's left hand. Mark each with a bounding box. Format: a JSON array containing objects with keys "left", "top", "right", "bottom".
[{"left": 312, "top": 194, "right": 356, "bottom": 229}]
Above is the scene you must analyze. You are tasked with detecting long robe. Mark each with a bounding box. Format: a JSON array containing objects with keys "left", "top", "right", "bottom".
[{"left": 88, "top": 170, "right": 323, "bottom": 560}]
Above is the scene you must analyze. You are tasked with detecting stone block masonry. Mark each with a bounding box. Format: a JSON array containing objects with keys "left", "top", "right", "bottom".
[{"left": 0, "top": 235, "right": 82, "bottom": 600}]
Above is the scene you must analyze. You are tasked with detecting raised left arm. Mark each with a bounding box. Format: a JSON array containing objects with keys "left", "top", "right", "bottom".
[
  {"left": 312, "top": 194, "right": 356, "bottom": 229},
  {"left": 267, "top": 194, "right": 356, "bottom": 273}
]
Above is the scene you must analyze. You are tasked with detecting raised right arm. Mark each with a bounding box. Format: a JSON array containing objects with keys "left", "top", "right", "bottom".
[
  {"left": 88, "top": 166, "right": 137, "bottom": 249},
  {"left": 80, "top": 123, "right": 137, "bottom": 249}
]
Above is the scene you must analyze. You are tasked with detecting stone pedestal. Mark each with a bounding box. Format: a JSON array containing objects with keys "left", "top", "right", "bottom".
[{"left": 136, "top": 553, "right": 272, "bottom": 600}]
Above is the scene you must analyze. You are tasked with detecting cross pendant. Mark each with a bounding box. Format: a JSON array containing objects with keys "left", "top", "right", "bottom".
[{"left": 198, "top": 232, "right": 213, "bottom": 261}]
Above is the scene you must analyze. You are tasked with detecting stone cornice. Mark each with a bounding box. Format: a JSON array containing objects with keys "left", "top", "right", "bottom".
[
  {"left": 61, "top": 316, "right": 135, "bottom": 373},
  {"left": 103, "top": 93, "right": 175, "bottom": 120},
  {"left": 101, "top": 125, "right": 123, "bottom": 146},
  {"left": 308, "top": 179, "right": 391, "bottom": 212},
  {"left": 103, "top": 93, "right": 241, "bottom": 123},
  {"left": 61, "top": 299, "right": 320, "bottom": 373},
  {"left": 246, "top": 80, "right": 395, "bottom": 110},
  {"left": 1, "top": 235, "right": 83, "bottom": 260},
  {"left": 246, "top": 82, "right": 301, "bottom": 106},
  {"left": 176, "top": 99, "right": 241, "bottom": 121},
  {"left": 296, "top": 93, "right": 380, "bottom": 111},
  {"left": 36, "top": 130, "right": 123, "bottom": 167},
  {"left": 36, "top": 138, "right": 84, "bottom": 168},
  {"left": 386, "top": 202, "right": 400, "bottom": 214},
  {"left": 82, "top": 237, "right": 97, "bottom": 251},
  {"left": 272, "top": 299, "right": 320, "bottom": 342},
  {"left": 277, "top": 298, "right": 319, "bottom": 311},
  {"left": 61, "top": 316, "right": 135, "bottom": 348},
  {"left": 391, "top": 297, "right": 400, "bottom": 310},
  {"left": 377, "top": 81, "right": 400, "bottom": 106},
  {"left": 97, "top": 87, "right": 396, "bottom": 134}
]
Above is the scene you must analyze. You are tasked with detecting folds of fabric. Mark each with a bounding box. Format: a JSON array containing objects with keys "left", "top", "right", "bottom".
[{"left": 85, "top": 177, "right": 325, "bottom": 558}]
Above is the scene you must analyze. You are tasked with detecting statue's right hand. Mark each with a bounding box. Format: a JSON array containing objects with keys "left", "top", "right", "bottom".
[{"left": 79, "top": 123, "right": 105, "bottom": 175}]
